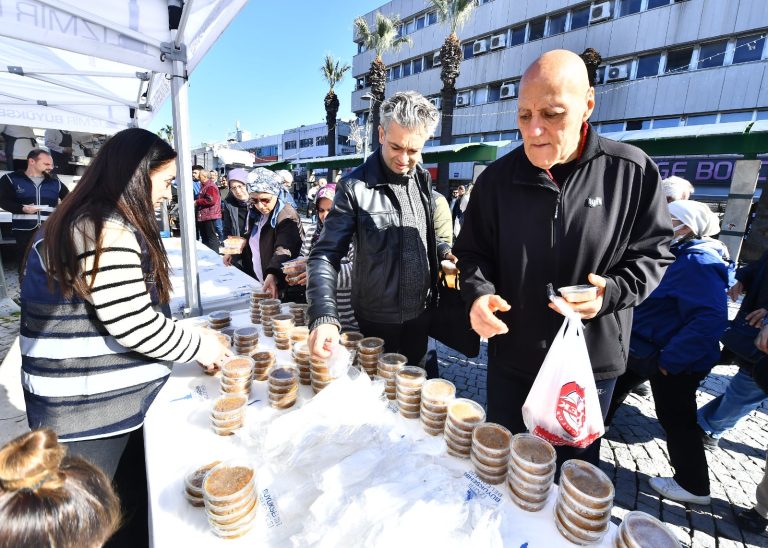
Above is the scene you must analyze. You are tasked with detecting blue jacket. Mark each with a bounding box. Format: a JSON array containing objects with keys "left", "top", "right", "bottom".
[{"left": 631, "top": 238, "right": 733, "bottom": 375}]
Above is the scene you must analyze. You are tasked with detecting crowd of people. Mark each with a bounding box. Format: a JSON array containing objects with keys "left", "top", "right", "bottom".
[{"left": 1, "top": 48, "right": 767, "bottom": 545}]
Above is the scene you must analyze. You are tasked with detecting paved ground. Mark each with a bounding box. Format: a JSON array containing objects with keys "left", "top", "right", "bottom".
[{"left": 2, "top": 253, "right": 767, "bottom": 546}]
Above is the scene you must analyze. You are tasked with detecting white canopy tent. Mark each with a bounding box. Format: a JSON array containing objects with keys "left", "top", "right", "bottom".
[{"left": 0, "top": 0, "right": 247, "bottom": 315}]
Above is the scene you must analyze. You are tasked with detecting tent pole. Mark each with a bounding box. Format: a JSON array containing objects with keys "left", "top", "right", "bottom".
[{"left": 170, "top": 57, "right": 201, "bottom": 317}]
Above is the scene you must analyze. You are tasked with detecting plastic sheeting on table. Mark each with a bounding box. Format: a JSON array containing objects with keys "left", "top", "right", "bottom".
[
  {"left": 163, "top": 237, "right": 257, "bottom": 318},
  {"left": 143, "top": 308, "right": 617, "bottom": 547}
]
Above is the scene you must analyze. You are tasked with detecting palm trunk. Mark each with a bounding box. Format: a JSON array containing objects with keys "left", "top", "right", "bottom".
[
  {"left": 437, "top": 33, "right": 462, "bottom": 198},
  {"left": 325, "top": 90, "right": 339, "bottom": 181},
  {"left": 369, "top": 57, "right": 387, "bottom": 149}
]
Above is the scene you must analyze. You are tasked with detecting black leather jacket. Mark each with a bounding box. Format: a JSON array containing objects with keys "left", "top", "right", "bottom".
[{"left": 307, "top": 149, "right": 450, "bottom": 326}]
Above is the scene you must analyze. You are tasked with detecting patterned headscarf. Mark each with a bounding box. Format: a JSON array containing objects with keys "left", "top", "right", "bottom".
[
  {"left": 245, "top": 168, "right": 287, "bottom": 230},
  {"left": 310, "top": 184, "right": 337, "bottom": 250}
]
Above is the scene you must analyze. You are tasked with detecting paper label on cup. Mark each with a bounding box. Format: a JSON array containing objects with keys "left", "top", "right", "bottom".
[
  {"left": 463, "top": 471, "right": 503, "bottom": 506},
  {"left": 258, "top": 488, "right": 283, "bottom": 528},
  {"left": 387, "top": 400, "right": 399, "bottom": 414}
]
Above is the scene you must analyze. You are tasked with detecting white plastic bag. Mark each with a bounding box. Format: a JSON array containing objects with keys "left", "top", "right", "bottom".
[{"left": 522, "top": 296, "right": 605, "bottom": 448}]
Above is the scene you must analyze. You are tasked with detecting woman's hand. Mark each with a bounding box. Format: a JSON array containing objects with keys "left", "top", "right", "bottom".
[
  {"left": 288, "top": 271, "right": 308, "bottom": 286},
  {"left": 262, "top": 274, "right": 278, "bottom": 299},
  {"left": 727, "top": 281, "right": 744, "bottom": 302},
  {"left": 197, "top": 329, "right": 234, "bottom": 374},
  {"left": 223, "top": 254, "right": 233, "bottom": 267}
]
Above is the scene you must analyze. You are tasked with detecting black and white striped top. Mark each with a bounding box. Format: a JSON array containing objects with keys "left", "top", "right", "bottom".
[
  {"left": 20, "top": 217, "right": 217, "bottom": 441},
  {"left": 301, "top": 223, "right": 358, "bottom": 332}
]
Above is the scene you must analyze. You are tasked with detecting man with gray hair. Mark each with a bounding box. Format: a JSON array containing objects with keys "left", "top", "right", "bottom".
[
  {"left": 306, "top": 91, "right": 451, "bottom": 376},
  {"left": 662, "top": 175, "right": 694, "bottom": 203},
  {"left": 276, "top": 169, "right": 297, "bottom": 208}
]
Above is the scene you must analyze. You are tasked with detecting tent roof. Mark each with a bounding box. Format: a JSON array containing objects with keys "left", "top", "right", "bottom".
[{"left": 0, "top": 0, "right": 247, "bottom": 134}]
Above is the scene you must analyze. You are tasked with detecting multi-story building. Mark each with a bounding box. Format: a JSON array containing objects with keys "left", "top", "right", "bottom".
[{"left": 351, "top": 0, "right": 768, "bottom": 189}]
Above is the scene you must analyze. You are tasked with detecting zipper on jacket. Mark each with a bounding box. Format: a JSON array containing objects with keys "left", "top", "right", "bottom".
[{"left": 36, "top": 180, "right": 42, "bottom": 227}]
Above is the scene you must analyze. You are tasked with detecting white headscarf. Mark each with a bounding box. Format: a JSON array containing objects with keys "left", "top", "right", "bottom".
[{"left": 668, "top": 200, "right": 720, "bottom": 237}]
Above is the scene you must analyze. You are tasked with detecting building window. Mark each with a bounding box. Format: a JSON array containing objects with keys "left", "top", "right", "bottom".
[
  {"left": 416, "top": 15, "right": 426, "bottom": 30},
  {"left": 636, "top": 53, "right": 661, "bottom": 78},
  {"left": 413, "top": 58, "right": 423, "bottom": 74},
  {"left": 719, "top": 111, "right": 754, "bottom": 123},
  {"left": 500, "top": 131, "right": 519, "bottom": 141},
  {"left": 510, "top": 25, "right": 525, "bottom": 46},
  {"left": 570, "top": 6, "right": 590, "bottom": 30},
  {"left": 599, "top": 122, "right": 625, "bottom": 133},
  {"left": 647, "top": 0, "right": 671, "bottom": 8},
  {"left": 756, "top": 110, "right": 768, "bottom": 120},
  {"left": 299, "top": 138, "right": 314, "bottom": 148},
  {"left": 462, "top": 42, "right": 475, "bottom": 60},
  {"left": 619, "top": 0, "right": 642, "bottom": 16},
  {"left": 488, "top": 82, "right": 502, "bottom": 103},
  {"left": 427, "top": 11, "right": 437, "bottom": 25},
  {"left": 402, "top": 61, "right": 412, "bottom": 78},
  {"left": 453, "top": 136, "right": 471, "bottom": 144},
  {"left": 338, "top": 135, "right": 348, "bottom": 146},
  {"left": 698, "top": 40, "right": 727, "bottom": 69},
  {"left": 315, "top": 136, "right": 327, "bottom": 146},
  {"left": 284, "top": 140, "right": 297, "bottom": 150},
  {"left": 665, "top": 47, "right": 693, "bottom": 73},
  {"left": 686, "top": 114, "right": 717, "bottom": 126},
  {"left": 396, "top": 24, "right": 404, "bottom": 37},
  {"left": 528, "top": 18, "right": 545, "bottom": 41},
  {"left": 652, "top": 117, "right": 680, "bottom": 128},
  {"left": 733, "top": 34, "right": 766, "bottom": 64},
  {"left": 391, "top": 65, "right": 401, "bottom": 80},
  {"left": 595, "top": 66, "right": 606, "bottom": 84},
  {"left": 548, "top": 13, "right": 567, "bottom": 36},
  {"left": 424, "top": 53, "right": 435, "bottom": 70},
  {"left": 625, "top": 119, "right": 651, "bottom": 131},
  {"left": 405, "top": 19, "right": 415, "bottom": 34},
  {"left": 357, "top": 43, "right": 364, "bottom": 54}
]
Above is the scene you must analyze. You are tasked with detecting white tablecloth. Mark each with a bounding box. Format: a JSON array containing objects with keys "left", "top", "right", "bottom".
[
  {"left": 163, "top": 237, "right": 257, "bottom": 317},
  {"left": 144, "top": 308, "right": 617, "bottom": 547}
]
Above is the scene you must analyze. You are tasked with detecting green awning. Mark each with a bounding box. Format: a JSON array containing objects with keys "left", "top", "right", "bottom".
[
  {"left": 254, "top": 160, "right": 293, "bottom": 170},
  {"left": 292, "top": 141, "right": 513, "bottom": 171}
]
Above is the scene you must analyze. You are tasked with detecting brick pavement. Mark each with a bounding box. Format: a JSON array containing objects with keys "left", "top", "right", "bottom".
[{"left": 437, "top": 339, "right": 768, "bottom": 548}]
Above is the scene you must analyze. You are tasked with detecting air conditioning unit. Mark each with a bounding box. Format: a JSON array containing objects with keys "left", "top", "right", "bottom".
[
  {"left": 429, "top": 97, "right": 442, "bottom": 110},
  {"left": 456, "top": 91, "right": 471, "bottom": 107},
  {"left": 490, "top": 33, "right": 507, "bottom": 50},
  {"left": 500, "top": 82, "right": 516, "bottom": 99},
  {"left": 473, "top": 39, "right": 488, "bottom": 55},
  {"left": 605, "top": 63, "right": 629, "bottom": 82},
  {"left": 432, "top": 52, "right": 441, "bottom": 66},
  {"left": 589, "top": 1, "right": 612, "bottom": 23}
]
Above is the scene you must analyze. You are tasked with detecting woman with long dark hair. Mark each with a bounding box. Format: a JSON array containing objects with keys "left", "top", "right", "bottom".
[{"left": 19, "top": 127, "right": 230, "bottom": 478}]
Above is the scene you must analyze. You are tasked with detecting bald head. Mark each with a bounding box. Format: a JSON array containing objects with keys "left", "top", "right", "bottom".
[{"left": 516, "top": 50, "right": 596, "bottom": 170}]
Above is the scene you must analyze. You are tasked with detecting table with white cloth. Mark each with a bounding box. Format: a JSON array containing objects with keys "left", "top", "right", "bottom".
[
  {"left": 143, "top": 308, "right": 617, "bottom": 547},
  {"left": 162, "top": 237, "right": 257, "bottom": 317}
]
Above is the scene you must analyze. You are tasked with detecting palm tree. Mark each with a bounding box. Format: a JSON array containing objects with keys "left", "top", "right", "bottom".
[
  {"left": 354, "top": 12, "right": 411, "bottom": 148},
  {"left": 429, "top": 0, "right": 476, "bottom": 197},
  {"left": 157, "top": 124, "right": 173, "bottom": 144},
  {"left": 320, "top": 54, "right": 351, "bottom": 172}
]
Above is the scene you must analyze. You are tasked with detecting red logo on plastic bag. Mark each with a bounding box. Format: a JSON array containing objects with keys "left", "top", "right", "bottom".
[{"left": 555, "top": 381, "right": 585, "bottom": 438}]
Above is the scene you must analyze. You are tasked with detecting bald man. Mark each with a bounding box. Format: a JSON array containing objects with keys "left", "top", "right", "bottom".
[{"left": 454, "top": 50, "right": 674, "bottom": 469}]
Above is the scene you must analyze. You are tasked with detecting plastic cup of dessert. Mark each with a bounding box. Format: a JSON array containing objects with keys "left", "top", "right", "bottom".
[
  {"left": 618, "top": 510, "right": 680, "bottom": 548},
  {"left": 396, "top": 365, "right": 426, "bottom": 388},
  {"left": 558, "top": 284, "right": 598, "bottom": 303},
  {"left": 556, "top": 493, "right": 611, "bottom": 531},
  {"left": 446, "top": 398, "right": 486, "bottom": 431},
  {"left": 211, "top": 395, "right": 246, "bottom": 420},
  {"left": 510, "top": 433, "right": 557, "bottom": 475},
  {"left": 358, "top": 337, "right": 385, "bottom": 355},
  {"left": 472, "top": 422, "right": 512, "bottom": 459},
  {"left": 506, "top": 479, "right": 548, "bottom": 512},
  {"left": 185, "top": 461, "right": 221, "bottom": 501},
  {"left": 202, "top": 461, "right": 255, "bottom": 506},
  {"left": 559, "top": 459, "right": 615, "bottom": 510},
  {"left": 554, "top": 504, "right": 609, "bottom": 545},
  {"left": 233, "top": 326, "right": 259, "bottom": 342},
  {"left": 340, "top": 331, "right": 364, "bottom": 347},
  {"left": 557, "top": 485, "right": 613, "bottom": 520},
  {"left": 507, "top": 457, "right": 555, "bottom": 487},
  {"left": 421, "top": 379, "right": 456, "bottom": 404}
]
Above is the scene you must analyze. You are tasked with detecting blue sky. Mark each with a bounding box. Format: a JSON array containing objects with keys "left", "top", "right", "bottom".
[{"left": 149, "top": 0, "right": 385, "bottom": 145}]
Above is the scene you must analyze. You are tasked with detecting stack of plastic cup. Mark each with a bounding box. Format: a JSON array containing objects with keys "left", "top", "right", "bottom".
[
  {"left": 470, "top": 423, "right": 512, "bottom": 485},
  {"left": 210, "top": 394, "right": 247, "bottom": 436},
  {"left": 202, "top": 461, "right": 258, "bottom": 539},
  {"left": 289, "top": 326, "right": 309, "bottom": 347},
  {"left": 444, "top": 398, "right": 486, "bottom": 458},
  {"left": 208, "top": 310, "right": 231, "bottom": 330},
  {"left": 259, "top": 299, "right": 281, "bottom": 337},
  {"left": 251, "top": 350, "right": 274, "bottom": 382},
  {"left": 614, "top": 510, "right": 680, "bottom": 548},
  {"left": 216, "top": 333, "right": 232, "bottom": 350},
  {"left": 292, "top": 342, "right": 311, "bottom": 385},
  {"left": 310, "top": 354, "right": 332, "bottom": 394},
  {"left": 250, "top": 289, "right": 270, "bottom": 324},
  {"left": 271, "top": 313, "right": 294, "bottom": 350},
  {"left": 377, "top": 353, "right": 407, "bottom": 400},
  {"left": 268, "top": 366, "right": 299, "bottom": 409},
  {"left": 184, "top": 461, "right": 221, "bottom": 507},
  {"left": 233, "top": 326, "right": 259, "bottom": 356},
  {"left": 554, "top": 459, "right": 614, "bottom": 544},
  {"left": 220, "top": 356, "right": 254, "bottom": 396},
  {"left": 340, "top": 332, "right": 363, "bottom": 368},
  {"left": 281, "top": 257, "right": 306, "bottom": 285},
  {"left": 506, "top": 433, "right": 556, "bottom": 512},
  {"left": 357, "top": 337, "right": 384, "bottom": 378},
  {"left": 288, "top": 302, "right": 308, "bottom": 326},
  {"left": 420, "top": 379, "right": 456, "bottom": 436},
  {"left": 395, "top": 366, "right": 426, "bottom": 419}
]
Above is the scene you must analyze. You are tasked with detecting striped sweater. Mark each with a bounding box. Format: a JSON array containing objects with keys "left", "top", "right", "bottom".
[
  {"left": 301, "top": 223, "right": 358, "bottom": 332},
  {"left": 20, "top": 217, "right": 216, "bottom": 441}
]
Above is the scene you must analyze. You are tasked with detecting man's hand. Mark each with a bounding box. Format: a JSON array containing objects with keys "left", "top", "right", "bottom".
[
  {"left": 746, "top": 308, "right": 768, "bottom": 328},
  {"left": 262, "top": 273, "right": 278, "bottom": 299},
  {"left": 469, "top": 295, "right": 511, "bottom": 339},
  {"left": 445, "top": 252, "right": 458, "bottom": 263},
  {"left": 22, "top": 204, "right": 41, "bottom": 214},
  {"left": 549, "top": 273, "right": 607, "bottom": 320},
  {"left": 222, "top": 254, "right": 233, "bottom": 267},
  {"left": 309, "top": 323, "right": 340, "bottom": 359},
  {"left": 728, "top": 281, "right": 744, "bottom": 302},
  {"left": 755, "top": 324, "right": 768, "bottom": 353}
]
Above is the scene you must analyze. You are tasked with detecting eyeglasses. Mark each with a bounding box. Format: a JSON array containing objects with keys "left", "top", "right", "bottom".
[{"left": 252, "top": 197, "right": 273, "bottom": 205}]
